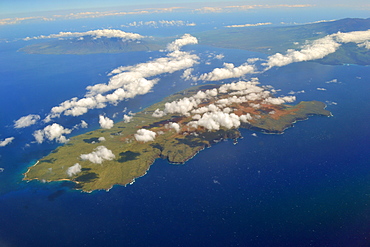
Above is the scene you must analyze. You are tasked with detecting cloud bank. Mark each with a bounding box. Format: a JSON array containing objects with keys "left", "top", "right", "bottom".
[
  {"left": 80, "top": 146, "right": 115, "bottom": 164},
  {"left": 225, "top": 22, "right": 272, "bottom": 28},
  {"left": 24, "top": 29, "right": 144, "bottom": 41},
  {"left": 45, "top": 34, "right": 198, "bottom": 120},
  {"left": 264, "top": 29, "right": 370, "bottom": 68}
]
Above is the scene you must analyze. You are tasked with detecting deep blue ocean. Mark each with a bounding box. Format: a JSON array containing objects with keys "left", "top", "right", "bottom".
[{"left": 0, "top": 9, "right": 370, "bottom": 247}]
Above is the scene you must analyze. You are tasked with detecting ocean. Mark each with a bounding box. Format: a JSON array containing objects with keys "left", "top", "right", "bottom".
[{"left": 0, "top": 10, "right": 370, "bottom": 247}]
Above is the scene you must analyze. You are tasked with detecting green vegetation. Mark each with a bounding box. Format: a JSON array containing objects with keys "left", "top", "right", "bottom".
[{"left": 24, "top": 85, "right": 331, "bottom": 192}]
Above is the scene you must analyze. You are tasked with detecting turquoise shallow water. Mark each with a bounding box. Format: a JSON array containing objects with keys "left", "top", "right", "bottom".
[{"left": 0, "top": 15, "right": 370, "bottom": 246}]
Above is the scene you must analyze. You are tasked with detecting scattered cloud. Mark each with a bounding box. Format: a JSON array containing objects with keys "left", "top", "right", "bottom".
[
  {"left": 194, "top": 4, "right": 312, "bottom": 13},
  {"left": 154, "top": 78, "right": 296, "bottom": 132},
  {"left": 166, "top": 122, "right": 181, "bottom": 132},
  {"left": 123, "top": 114, "right": 133, "bottom": 123},
  {"left": 80, "top": 146, "right": 115, "bottom": 164},
  {"left": 33, "top": 123, "right": 71, "bottom": 144},
  {"left": 122, "top": 20, "right": 196, "bottom": 28},
  {"left": 317, "top": 88, "right": 327, "bottom": 91},
  {"left": 288, "top": 90, "right": 305, "bottom": 95},
  {"left": 325, "top": 79, "right": 340, "bottom": 84},
  {"left": 73, "top": 120, "right": 89, "bottom": 130},
  {"left": 0, "top": 137, "right": 15, "bottom": 147},
  {"left": 80, "top": 120, "right": 88, "bottom": 128},
  {"left": 0, "top": 7, "right": 184, "bottom": 26},
  {"left": 66, "top": 163, "right": 82, "bottom": 177},
  {"left": 225, "top": 22, "right": 272, "bottom": 28},
  {"left": 98, "top": 137, "right": 106, "bottom": 142},
  {"left": 24, "top": 29, "right": 143, "bottom": 41},
  {"left": 134, "top": 129, "right": 156, "bottom": 142},
  {"left": 45, "top": 34, "right": 199, "bottom": 120},
  {"left": 0, "top": 4, "right": 313, "bottom": 26},
  {"left": 99, "top": 115, "right": 114, "bottom": 129},
  {"left": 214, "top": 54, "right": 225, "bottom": 60},
  {"left": 14, "top": 114, "right": 40, "bottom": 128}
]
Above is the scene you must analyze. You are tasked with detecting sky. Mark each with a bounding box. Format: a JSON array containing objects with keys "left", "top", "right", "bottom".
[{"left": 1, "top": 0, "right": 369, "bottom": 16}]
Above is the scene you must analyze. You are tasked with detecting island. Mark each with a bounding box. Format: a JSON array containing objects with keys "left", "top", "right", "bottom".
[
  {"left": 19, "top": 36, "right": 169, "bottom": 55},
  {"left": 24, "top": 81, "right": 331, "bottom": 192}
]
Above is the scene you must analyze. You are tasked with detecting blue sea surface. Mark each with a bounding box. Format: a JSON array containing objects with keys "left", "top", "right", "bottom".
[{"left": 0, "top": 16, "right": 370, "bottom": 247}]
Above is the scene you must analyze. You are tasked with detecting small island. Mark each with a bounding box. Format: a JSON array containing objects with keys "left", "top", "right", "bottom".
[{"left": 24, "top": 81, "right": 331, "bottom": 192}]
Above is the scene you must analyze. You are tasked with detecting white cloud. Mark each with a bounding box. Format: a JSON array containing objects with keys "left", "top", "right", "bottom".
[
  {"left": 152, "top": 109, "right": 166, "bottom": 118},
  {"left": 288, "top": 90, "right": 305, "bottom": 94},
  {"left": 99, "top": 115, "right": 114, "bottom": 129},
  {"left": 166, "top": 122, "right": 181, "bottom": 132},
  {"left": 134, "top": 129, "right": 156, "bottom": 142},
  {"left": 325, "top": 79, "right": 340, "bottom": 84},
  {"left": 317, "top": 88, "right": 327, "bottom": 91},
  {"left": 263, "top": 96, "right": 296, "bottom": 104},
  {"left": 80, "top": 146, "right": 115, "bottom": 164},
  {"left": 164, "top": 97, "right": 199, "bottom": 116},
  {"left": 198, "top": 62, "right": 255, "bottom": 81},
  {"left": 358, "top": 40, "right": 370, "bottom": 49},
  {"left": 334, "top": 30, "right": 370, "bottom": 44},
  {"left": 225, "top": 22, "right": 272, "bottom": 28},
  {"left": 167, "top": 33, "right": 198, "bottom": 51},
  {"left": 73, "top": 120, "right": 89, "bottom": 130},
  {"left": 192, "top": 111, "right": 241, "bottom": 131},
  {"left": 0, "top": 137, "right": 15, "bottom": 147},
  {"left": 240, "top": 113, "right": 253, "bottom": 123},
  {"left": 24, "top": 29, "right": 144, "bottom": 41},
  {"left": 80, "top": 120, "right": 88, "bottom": 128},
  {"left": 215, "top": 54, "right": 225, "bottom": 60},
  {"left": 98, "top": 137, "right": 106, "bottom": 142},
  {"left": 264, "top": 35, "right": 341, "bottom": 68},
  {"left": 219, "top": 79, "right": 260, "bottom": 93},
  {"left": 263, "top": 29, "right": 370, "bottom": 68},
  {"left": 14, "top": 114, "right": 40, "bottom": 128},
  {"left": 123, "top": 114, "right": 133, "bottom": 123},
  {"left": 181, "top": 68, "right": 195, "bottom": 81},
  {"left": 153, "top": 79, "right": 301, "bottom": 132},
  {"left": 33, "top": 123, "right": 71, "bottom": 144},
  {"left": 66, "top": 163, "right": 82, "bottom": 177}
]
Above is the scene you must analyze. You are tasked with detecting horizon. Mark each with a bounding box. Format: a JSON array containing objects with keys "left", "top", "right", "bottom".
[{"left": 1, "top": 0, "right": 369, "bottom": 17}]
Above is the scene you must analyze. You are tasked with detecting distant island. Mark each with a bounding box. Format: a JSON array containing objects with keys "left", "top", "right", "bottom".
[
  {"left": 196, "top": 18, "right": 370, "bottom": 65},
  {"left": 24, "top": 82, "right": 331, "bottom": 192},
  {"left": 18, "top": 18, "right": 370, "bottom": 65},
  {"left": 19, "top": 36, "right": 169, "bottom": 55}
]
